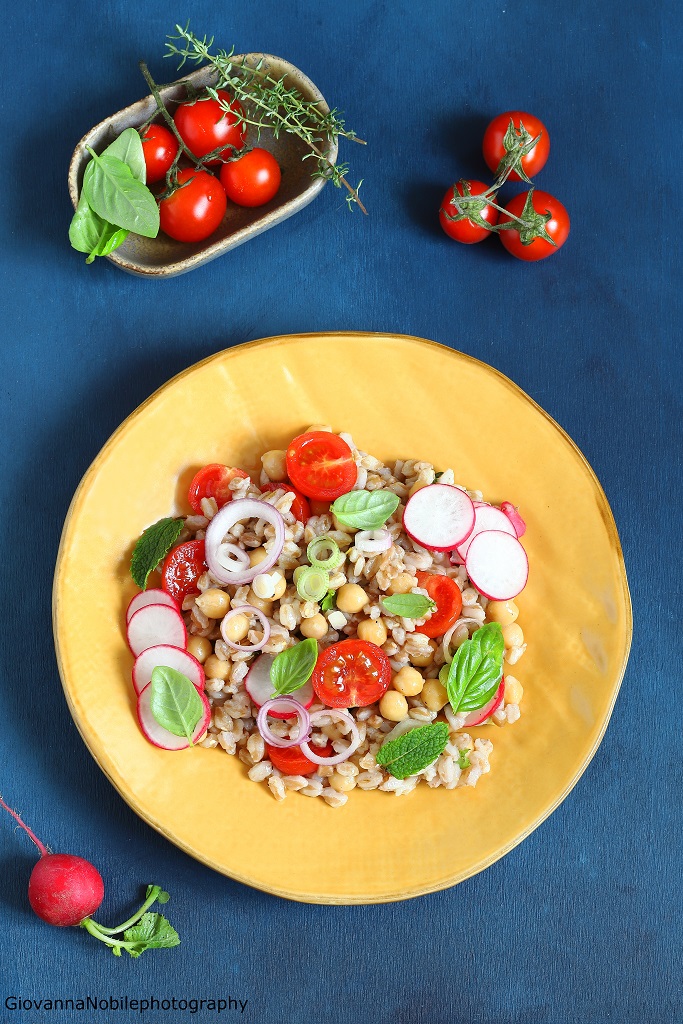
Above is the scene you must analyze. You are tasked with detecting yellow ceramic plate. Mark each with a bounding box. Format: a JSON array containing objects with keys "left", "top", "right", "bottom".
[{"left": 53, "top": 333, "right": 632, "bottom": 904}]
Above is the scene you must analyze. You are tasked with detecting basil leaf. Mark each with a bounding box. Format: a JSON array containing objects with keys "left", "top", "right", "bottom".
[
  {"left": 331, "top": 489, "right": 400, "bottom": 530},
  {"left": 69, "top": 189, "right": 106, "bottom": 254},
  {"left": 446, "top": 622, "right": 504, "bottom": 714},
  {"left": 130, "top": 517, "right": 184, "bottom": 589},
  {"left": 321, "top": 589, "right": 337, "bottom": 612},
  {"left": 150, "top": 666, "right": 203, "bottom": 743},
  {"left": 381, "top": 593, "right": 435, "bottom": 619},
  {"left": 270, "top": 638, "right": 318, "bottom": 697},
  {"left": 123, "top": 913, "right": 180, "bottom": 957},
  {"left": 101, "top": 127, "right": 146, "bottom": 183},
  {"left": 84, "top": 152, "right": 159, "bottom": 237},
  {"left": 376, "top": 722, "right": 449, "bottom": 780},
  {"left": 457, "top": 748, "right": 471, "bottom": 770},
  {"left": 86, "top": 223, "right": 129, "bottom": 263}
]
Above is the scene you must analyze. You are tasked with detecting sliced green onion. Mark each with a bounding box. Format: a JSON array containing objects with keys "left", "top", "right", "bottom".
[
  {"left": 307, "top": 535, "right": 343, "bottom": 571},
  {"left": 295, "top": 566, "right": 330, "bottom": 602}
]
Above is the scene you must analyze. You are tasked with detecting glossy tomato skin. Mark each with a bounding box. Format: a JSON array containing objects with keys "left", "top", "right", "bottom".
[
  {"left": 286, "top": 431, "right": 357, "bottom": 501},
  {"left": 498, "top": 190, "right": 570, "bottom": 262},
  {"left": 162, "top": 540, "right": 207, "bottom": 602},
  {"left": 265, "top": 741, "right": 333, "bottom": 775},
  {"left": 259, "top": 482, "right": 311, "bottom": 523},
  {"left": 439, "top": 180, "right": 498, "bottom": 243},
  {"left": 174, "top": 90, "right": 247, "bottom": 162},
  {"left": 415, "top": 571, "right": 463, "bottom": 638},
  {"left": 220, "top": 148, "right": 281, "bottom": 207},
  {"left": 312, "top": 639, "right": 391, "bottom": 708},
  {"left": 188, "top": 464, "right": 249, "bottom": 515},
  {"left": 482, "top": 111, "right": 550, "bottom": 181},
  {"left": 158, "top": 169, "right": 227, "bottom": 243},
  {"left": 140, "top": 124, "right": 179, "bottom": 184}
]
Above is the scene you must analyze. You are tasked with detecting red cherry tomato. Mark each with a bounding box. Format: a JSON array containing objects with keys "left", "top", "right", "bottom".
[
  {"left": 439, "top": 180, "right": 499, "bottom": 244},
  {"left": 482, "top": 111, "right": 550, "bottom": 181},
  {"left": 161, "top": 540, "right": 207, "bottom": 602},
  {"left": 312, "top": 639, "right": 391, "bottom": 708},
  {"left": 265, "top": 741, "right": 334, "bottom": 776},
  {"left": 158, "top": 169, "right": 227, "bottom": 243},
  {"left": 187, "top": 464, "right": 249, "bottom": 515},
  {"left": 259, "top": 482, "right": 311, "bottom": 523},
  {"left": 140, "top": 124, "right": 179, "bottom": 184},
  {"left": 285, "top": 432, "right": 357, "bottom": 501},
  {"left": 415, "top": 571, "right": 463, "bottom": 638},
  {"left": 220, "top": 148, "right": 281, "bottom": 207},
  {"left": 498, "top": 190, "right": 570, "bottom": 262},
  {"left": 174, "top": 91, "right": 247, "bottom": 162}
]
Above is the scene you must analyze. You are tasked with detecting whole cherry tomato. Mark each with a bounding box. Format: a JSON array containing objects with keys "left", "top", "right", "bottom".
[
  {"left": 415, "top": 571, "right": 463, "bottom": 638},
  {"left": 174, "top": 91, "right": 246, "bottom": 162},
  {"left": 220, "top": 148, "right": 281, "bottom": 207},
  {"left": 140, "top": 124, "right": 178, "bottom": 184},
  {"left": 285, "top": 432, "right": 357, "bottom": 501},
  {"left": 188, "top": 464, "right": 250, "bottom": 515},
  {"left": 312, "top": 639, "right": 391, "bottom": 708},
  {"left": 498, "top": 189, "right": 570, "bottom": 262},
  {"left": 439, "top": 179, "right": 499, "bottom": 244},
  {"left": 482, "top": 111, "right": 550, "bottom": 181},
  {"left": 161, "top": 540, "right": 207, "bottom": 602},
  {"left": 259, "top": 482, "right": 311, "bottom": 523},
  {"left": 158, "top": 169, "right": 227, "bottom": 243}
]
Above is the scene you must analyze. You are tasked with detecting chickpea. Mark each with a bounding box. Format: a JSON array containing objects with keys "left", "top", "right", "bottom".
[
  {"left": 336, "top": 583, "right": 368, "bottom": 614},
  {"left": 421, "top": 679, "right": 449, "bottom": 712},
  {"left": 271, "top": 574, "right": 287, "bottom": 600},
  {"left": 248, "top": 546, "right": 269, "bottom": 568},
  {"left": 222, "top": 612, "right": 250, "bottom": 643},
  {"left": 408, "top": 642, "right": 436, "bottom": 667},
  {"left": 408, "top": 479, "right": 429, "bottom": 497},
  {"left": 260, "top": 449, "right": 287, "bottom": 482},
  {"left": 487, "top": 599, "right": 519, "bottom": 627},
  {"left": 204, "top": 655, "right": 230, "bottom": 681},
  {"left": 329, "top": 772, "right": 356, "bottom": 793},
  {"left": 195, "top": 588, "right": 230, "bottom": 619},
  {"left": 300, "top": 613, "right": 327, "bottom": 640},
  {"left": 392, "top": 666, "right": 424, "bottom": 696},
  {"left": 245, "top": 590, "right": 273, "bottom": 617},
  {"left": 187, "top": 636, "right": 212, "bottom": 663},
  {"left": 357, "top": 618, "right": 387, "bottom": 646},
  {"left": 504, "top": 675, "right": 524, "bottom": 705},
  {"left": 502, "top": 623, "right": 524, "bottom": 649},
  {"left": 379, "top": 690, "right": 409, "bottom": 722},
  {"left": 387, "top": 572, "right": 416, "bottom": 595}
]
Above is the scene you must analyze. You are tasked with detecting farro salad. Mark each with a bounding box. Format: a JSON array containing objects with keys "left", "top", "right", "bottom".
[{"left": 126, "top": 427, "right": 529, "bottom": 808}]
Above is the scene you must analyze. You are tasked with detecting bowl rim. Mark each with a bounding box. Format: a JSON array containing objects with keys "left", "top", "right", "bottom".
[{"left": 52, "top": 332, "right": 633, "bottom": 903}]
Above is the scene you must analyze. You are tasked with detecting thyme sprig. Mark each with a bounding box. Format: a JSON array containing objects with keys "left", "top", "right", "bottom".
[{"left": 164, "top": 23, "right": 366, "bottom": 213}]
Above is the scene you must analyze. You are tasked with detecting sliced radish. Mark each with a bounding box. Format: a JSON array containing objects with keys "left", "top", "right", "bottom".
[
  {"left": 127, "top": 604, "right": 187, "bottom": 657},
  {"left": 456, "top": 504, "right": 517, "bottom": 560},
  {"left": 462, "top": 678, "right": 504, "bottom": 727},
  {"left": 126, "top": 588, "right": 178, "bottom": 624},
  {"left": 403, "top": 484, "right": 475, "bottom": 552},
  {"left": 137, "top": 681, "right": 211, "bottom": 750},
  {"left": 465, "top": 530, "right": 529, "bottom": 601},
  {"left": 245, "top": 653, "right": 314, "bottom": 719},
  {"left": 449, "top": 549, "right": 464, "bottom": 566},
  {"left": 500, "top": 501, "right": 527, "bottom": 538},
  {"left": 132, "top": 645, "right": 205, "bottom": 696}
]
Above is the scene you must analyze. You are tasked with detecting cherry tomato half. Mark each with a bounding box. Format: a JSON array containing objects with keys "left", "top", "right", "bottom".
[
  {"left": 482, "top": 111, "right": 550, "bottom": 181},
  {"left": 220, "top": 148, "right": 281, "bottom": 207},
  {"left": 498, "top": 190, "right": 570, "bottom": 262},
  {"left": 158, "top": 168, "right": 227, "bottom": 243},
  {"left": 312, "top": 639, "right": 391, "bottom": 708},
  {"left": 265, "top": 741, "right": 334, "bottom": 776},
  {"left": 188, "top": 464, "right": 250, "bottom": 515},
  {"left": 161, "top": 540, "right": 207, "bottom": 602},
  {"left": 439, "top": 180, "right": 499, "bottom": 244},
  {"left": 415, "top": 571, "right": 463, "bottom": 638},
  {"left": 140, "top": 124, "right": 178, "bottom": 184},
  {"left": 174, "top": 90, "right": 247, "bottom": 162},
  {"left": 286, "top": 432, "right": 357, "bottom": 501},
  {"left": 259, "top": 482, "right": 311, "bottom": 523}
]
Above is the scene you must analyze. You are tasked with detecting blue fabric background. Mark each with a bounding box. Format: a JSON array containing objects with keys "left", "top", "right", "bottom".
[{"left": 0, "top": 0, "right": 680, "bottom": 1021}]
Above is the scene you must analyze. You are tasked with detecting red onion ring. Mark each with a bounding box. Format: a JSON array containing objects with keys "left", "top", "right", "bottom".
[
  {"left": 205, "top": 498, "right": 285, "bottom": 585},
  {"left": 256, "top": 698, "right": 311, "bottom": 749},
  {"left": 220, "top": 605, "right": 271, "bottom": 652},
  {"left": 300, "top": 709, "right": 361, "bottom": 766},
  {"left": 354, "top": 529, "right": 392, "bottom": 555}
]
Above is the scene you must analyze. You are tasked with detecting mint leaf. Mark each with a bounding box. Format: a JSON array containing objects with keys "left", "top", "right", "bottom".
[
  {"left": 446, "top": 623, "right": 504, "bottom": 714},
  {"left": 123, "top": 913, "right": 180, "bottom": 958},
  {"left": 331, "top": 489, "right": 400, "bottom": 530},
  {"left": 376, "top": 722, "right": 449, "bottom": 779},
  {"left": 321, "top": 590, "right": 337, "bottom": 612},
  {"left": 130, "top": 516, "right": 184, "bottom": 589},
  {"left": 84, "top": 151, "right": 160, "bottom": 237},
  {"left": 150, "top": 667, "right": 203, "bottom": 743},
  {"left": 381, "top": 593, "right": 435, "bottom": 619},
  {"left": 270, "top": 638, "right": 318, "bottom": 696},
  {"left": 457, "top": 748, "right": 471, "bottom": 770}
]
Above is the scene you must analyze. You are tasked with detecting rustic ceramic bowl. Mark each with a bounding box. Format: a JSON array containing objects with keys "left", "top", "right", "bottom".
[{"left": 67, "top": 59, "right": 338, "bottom": 277}]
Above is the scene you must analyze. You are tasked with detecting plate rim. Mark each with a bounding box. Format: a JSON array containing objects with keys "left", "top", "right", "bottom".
[{"left": 52, "top": 332, "right": 633, "bottom": 903}]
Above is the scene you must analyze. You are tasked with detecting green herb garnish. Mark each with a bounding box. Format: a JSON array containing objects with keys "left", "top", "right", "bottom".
[
  {"left": 457, "top": 749, "right": 471, "bottom": 770},
  {"left": 321, "top": 590, "right": 337, "bottom": 612},
  {"left": 381, "top": 593, "right": 435, "bottom": 619},
  {"left": 376, "top": 722, "right": 449, "bottom": 780},
  {"left": 84, "top": 149, "right": 160, "bottom": 237},
  {"left": 330, "top": 489, "right": 400, "bottom": 530},
  {"left": 445, "top": 623, "right": 504, "bottom": 715},
  {"left": 149, "top": 666, "right": 203, "bottom": 744},
  {"left": 130, "top": 517, "right": 184, "bottom": 589},
  {"left": 270, "top": 638, "right": 318, "bottom": 697}
]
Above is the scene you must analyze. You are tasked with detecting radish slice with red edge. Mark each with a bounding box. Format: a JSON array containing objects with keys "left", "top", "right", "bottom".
[
  {"left": 456, "top": 504, "right": 516, "bottom": 559},
  {"left": 300, "top": 709, "right": 361, "bottom": 765},
  {"left": 132, "top": 645, "right": 205, "bottom": 696},
  {"left": 465, "top": 530, "right": 528, "bottom": 601},
  {"left": 245, "top": 653, "right": 313, "bottom": 718},
  {"left": 126, "top": 588, "right": 178, "bottom": 624},
  {"left": 205, "top": 498, "right": 285, "bottom": 586},
  {"left": 256, "top": 698, "right": 310, "bottom": 748},
  {"left": 127, "top": 603, "right": 187, "bottom": 657},
  {"left": 500, "top": 501, "right": 527, "bottom": 538},
  {"left": 220, "top": 605, "right": 270, "bottom": 652},
  {"left": 137, "top": 681, "right": 210, "bottom": 749},
  {"left": 403, "top": 484, "right": 475, "bottom": 552},
  {"left": 444, "top": 678, "right": 504, "bottom": 729}
]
